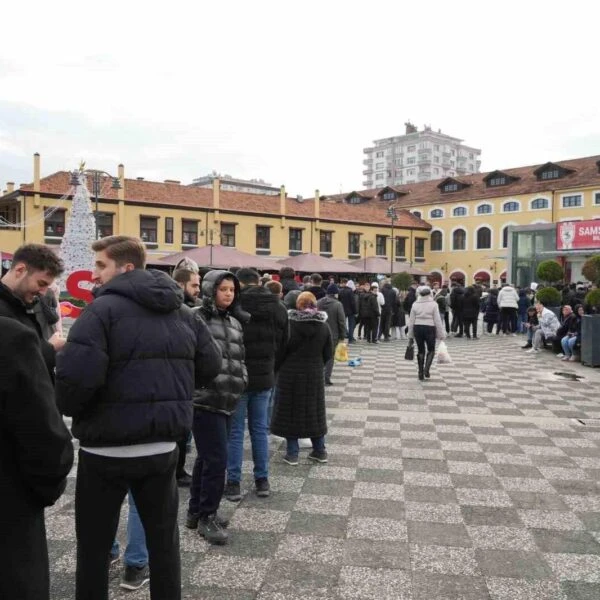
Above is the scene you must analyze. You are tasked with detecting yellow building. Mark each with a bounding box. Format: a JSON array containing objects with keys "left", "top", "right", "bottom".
[
  {"left": 2, "top": 153, "right": 600, "bottom": 284},
  {"left": 0, "top": 154, "right": 431, "bottom": 274}
]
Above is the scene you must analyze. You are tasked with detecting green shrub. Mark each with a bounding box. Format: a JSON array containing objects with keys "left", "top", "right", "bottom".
[
  {"left": 536, "top": 260, "right": 564, "bottom": 284},
  {"left": 582, "top": 255, "right": 600, "bottom": 286},
  {"left": 585, "top": 288, "right": 600, "bottom": 309},
  {"left": 59, "top": 294, "right": 88, "bottom": 308},
  {"left": 535, "top": 286, "right": 561, "bottom": 307},
  {"left": 392, "top": 271, "right": 414, "bottom": 290}
]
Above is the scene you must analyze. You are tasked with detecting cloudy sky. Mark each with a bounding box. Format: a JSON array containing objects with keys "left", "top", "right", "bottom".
[{"left": 1, "top": 1, "right": 599, "bottom": 197}]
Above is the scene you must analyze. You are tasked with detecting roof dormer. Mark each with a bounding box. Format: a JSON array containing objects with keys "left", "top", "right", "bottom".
[
  {"left": 483, "top": 170, "right": 519, "bottom": 188},
  {"left": 533, "top": 162, "right": 575, "bottom": 182},
  {"left": 345, "top": 191, "right": 372, "bottom": 205},
  {"left": 437, "top": 177, "right": 471, "bottom": 194},
  {"left": 375, "top": 186, "right": 409, "bottom": 202}
]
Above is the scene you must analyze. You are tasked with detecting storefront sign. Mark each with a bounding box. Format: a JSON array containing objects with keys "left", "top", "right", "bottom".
[{"left": 557, "top": 220, "right": 600, "bottom": 250}]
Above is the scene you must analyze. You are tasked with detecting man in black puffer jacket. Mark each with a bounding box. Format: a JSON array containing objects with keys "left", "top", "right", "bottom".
[
  {"left": 225, "top": 268, "right": 288, "bottom": 502},
  {"left": 186, "top": 270, "right": 248, "bottom": 545},
  {"left": 55, "top": 236, "right": 221, "bottom": 600}
]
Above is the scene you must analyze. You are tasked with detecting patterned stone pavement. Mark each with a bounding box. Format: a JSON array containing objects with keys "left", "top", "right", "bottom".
[{"left": 48, "top": 334, "right": 600, "bottom": 599}]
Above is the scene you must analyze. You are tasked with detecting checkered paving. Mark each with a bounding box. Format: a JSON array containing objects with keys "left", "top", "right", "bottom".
[{"left": 48, "top": 335, "right": 600, "bottom": 599}]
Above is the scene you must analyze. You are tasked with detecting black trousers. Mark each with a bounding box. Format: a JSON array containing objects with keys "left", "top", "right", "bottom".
[
  {"left": 189, "top": 410, "right": 230, "bottom": 517},
  {"left": 379, "top": 309, "right": 392, "bottom": 339},
  {"left": 364, "top": 316, "right": 378, "bottom": 343},
  {"left": 442, "top": 311, "right": 450, "bottom": 334},
  {"left": 500, "top": 307, "right": 517, "bottom": 333},
  {"left": 463, "top": 317, "right": 478, "bottom": 338},
  {"left": 176, "top": 437, "right": 188, "bottom": 477},
  {"left": 413, "top": 324, "right": 436, "bottom": 355},
  {"left": 451, "top": 311, "right": 463, "bottom": 335},
  {"left": 75, "top": 448, "right": 180, "bottom": 600}
]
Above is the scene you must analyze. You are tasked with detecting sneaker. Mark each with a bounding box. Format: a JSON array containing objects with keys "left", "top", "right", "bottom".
[
  {"left": 308, "top": 450, "right": 328, "bottom": 463},
  {"left": 120, "top": 565, "right": 150, "bottom": 591},
  {"left": 186, "top": 510, "right": 229, "bottom": 529},
  {"left": 198, "top": 514, "right": 228, "bottom": 545},
  {"left": 521, "top": 343, "right": 532, "bottom": 349},
  {"left": 325, "top": 380, "right": 333, "bottom": 386},
  {"left": 568, "top": 356, "right": 577, "bottom": 361},
  {"left": 255, "top": 477, "right": 270, "bottom": 497},
  {"left": 561, "top": 356, "right": 570, "bottom": 361},
  {"left": 556, "top": 353, "right": 565, "bottom": 358},
  {"left": 223, "top": 481, "right": 242, "bottom": 502},
  {"left": 525, "top": 348, "right": 536, "bottom": 353},
  {"left": 176, "top": 472, "right": 192, "bottom": 487},
  {"left": 283, "top": 454, "right": 299, "bottom": 466}
]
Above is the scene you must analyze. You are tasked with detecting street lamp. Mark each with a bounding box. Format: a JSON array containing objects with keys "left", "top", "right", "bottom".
[
  {"left": 201, "top": 228, "right": 220, "bottom": 266},
  {"left": 70, "top": 168, "right": 121, "bottom": 239},
  {"left": 362, "top": 239, "right": 373, "bottom": 272},
  {"left": 386, "top": 205, "right": 398, "bottom": 276}
]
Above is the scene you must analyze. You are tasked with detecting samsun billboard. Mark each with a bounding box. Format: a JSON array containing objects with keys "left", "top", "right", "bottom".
[{"left": 557, "top": 220, "right": 600, "bottom": 250}]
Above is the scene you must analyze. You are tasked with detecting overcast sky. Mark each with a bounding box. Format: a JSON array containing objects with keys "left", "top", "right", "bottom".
[{"left": 1, "top": 1, "right": 599, "bottom": 197}]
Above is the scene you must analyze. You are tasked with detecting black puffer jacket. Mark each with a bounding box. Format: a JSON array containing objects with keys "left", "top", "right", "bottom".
[
  {"left": 239, "top": 285, "right": 288, "bottom": 391},
  {"left": 0, "top": 282, "right": 56, "bottom": 375},
  {"left": 271, "top": 309, "right": 332, "bottom": 439},
  {"left": 193, "top": 270, "right": 248, "bottom": 415},
  {"left": 56, "top": 269, "right": 222, "bottom": 447}
]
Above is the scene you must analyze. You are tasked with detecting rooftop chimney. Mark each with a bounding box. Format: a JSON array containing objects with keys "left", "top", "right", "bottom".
[
  {"left": 6, "top": 182, "right": 15, "bottom": 193},
  {"left": 136, "top": 177, "right": 145, "bottom": 181},
  {"left": 118, "top": 164, "right": 125, "bottom": 200}
]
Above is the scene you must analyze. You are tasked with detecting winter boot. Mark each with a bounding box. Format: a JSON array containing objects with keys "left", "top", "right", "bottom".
[
  {"left": 424, "top": 352, "right": 434, "bottom": 379},
  {"left": 417, "top": 354, "right": 425, "bottom": 381}
]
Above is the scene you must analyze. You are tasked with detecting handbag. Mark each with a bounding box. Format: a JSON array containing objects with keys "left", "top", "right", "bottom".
[
  {"left": 404, "top": 339, "right": 414, "bottom": 361},
  {"left": 334, "top": 341, "right": 349, "bottom": 362}
]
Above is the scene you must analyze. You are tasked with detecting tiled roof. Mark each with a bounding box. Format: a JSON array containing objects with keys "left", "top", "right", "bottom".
[
  {"left": 13, "top": 171, "right": 430, "bottom": 230},
  {"left": 320, "top": 154, "right": 600, "bottom": 209}
]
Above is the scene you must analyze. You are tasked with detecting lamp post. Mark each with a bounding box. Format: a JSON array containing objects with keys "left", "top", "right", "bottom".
[
  {"left": 201, "top": 228, "right": 220, "bottom": 266},
  {"left": 386, "top": 205, "right": 398, "bottom": 276},
  {"left": 70, "top": 168, "right": 121, "bottom": 239}
]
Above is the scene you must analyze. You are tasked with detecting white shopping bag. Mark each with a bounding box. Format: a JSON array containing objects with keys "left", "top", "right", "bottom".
[{"left": 437, "top": 340, "right": 452, "bottom": 364}]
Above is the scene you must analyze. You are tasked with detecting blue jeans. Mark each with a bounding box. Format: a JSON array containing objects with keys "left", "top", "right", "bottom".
[
  {"left": 561, "top": 335, "right": 578, "bottom": 357},
  {"left": 110, "top": 490, "right": 148, "bottom": 568},
  {"left": 286, "top": 436, "right": 325, "bottom": 457},
  {"left": 227, "top": 389, "right": 270, "bottom": 483},
  {"left": 517, "top": 311, "right": 527, "bottom": 333}
]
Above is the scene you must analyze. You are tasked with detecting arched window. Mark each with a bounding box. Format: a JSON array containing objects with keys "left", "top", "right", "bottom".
[
  {"left": 477, "top": 203, "right": 492, "bottom": 215},
  {"left": 502, "top": 226, "right": 510, "bottom": 248},
  {"left": 503, "top": 201, "right": 519, "bottom": 212},
  {"left": 430, "top": 208, "right": 443, "bottom": 218},
  {"left": 453, "top": 206, "right": 467, "bottom": 217},
  {"left": 431, "top": 230, "right": 443, "bottom": 251},
  {"left": 412, "top": 210, "right": 422, "bottom": 218},
  {"left": 476, "top": 227, "right": 492, "bottom": 249},
  {"left": 531, "top": 197, "right": 549, "bottom": 210},
  {"left": 453, "top": 228, "right": 466, "bottom": 250}
]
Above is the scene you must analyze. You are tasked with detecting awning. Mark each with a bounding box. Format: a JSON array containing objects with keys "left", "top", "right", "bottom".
[
  {"left": 157, "top": 245, "right": 279, "bottom": 271},
  {"left": 473, "top": 270, "right": 491, "bottom": 280},
  {"left": 277, "top": 253, "right": 362, "bottom": 274}
]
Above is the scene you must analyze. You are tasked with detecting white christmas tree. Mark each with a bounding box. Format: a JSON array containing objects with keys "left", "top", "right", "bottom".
[{"left": 58, "top": 172, "right": 97, "bottom": 291}]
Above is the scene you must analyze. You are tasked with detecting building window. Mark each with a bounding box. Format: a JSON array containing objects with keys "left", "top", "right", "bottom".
[
  {"left": 540, "top": 168, "right": 560, "bottom": 180},
  {"left": 502, "top": 226, "right": 510, "bottom": 249},
  {"left": 289, "top": 228, "right": 302, "bottom": 252},
  {"left": 44, "top": 209, "right": 66, "bottom": 238},
  {"left": 444, "top": 183, "right": 459, "bottom": 193},
  {"left": 562, "top": 194, "right": 582, "bottom": 208},
  {"left": 320, "top": 231, "right": 332, "bottom": 254},
  {"left": 430, "top": 208, "right": 443, "bottom": 218},
  {"left": 407, "top": 145, "right": 416, "bottom": 152},
  {"left": 503, "top": 201, "right": 519, "bottom": 212},
  {"left": 348, "top": 195, "right": 362, "bottom": 204},
  {"left": 182, "top": 219, "right": 198, "bottom": 245},
  {"left": 221, "top": 223, "right": 236, "bottom": 247},
  {"left": 375, "top": 162, "right": 384, "bottom": 169},
  {"left": 96, "top": 213, "right": 113, "bottom": 238},
  {"left": 531, "top": 198, "right": 549, "bottom": 210},
  {"left": 140, "top": 216, "right": 158, "bottom": 243},
  {"left": 375, "top": 173, "right": 384, "bottom": 180},
  {"left": 348, "top": 233, "right": 360, "bottom": 255},
  {"left": 595, "top": 192, "right": 600, "bottom": 206},
  {"left": 434, "top": 144, "right": 440, "bottom": 151},
  {"left": 412, "top": 210, "right": 422, "bottom": 218},
  {"left": 375, "top": 235, "right": 387, "bottom": 256},
  {"left": 0, "top": 204, "right": 19, "bottom": 229},
  {"left": 431, "top": 231, "right": 443, "bottom": 251},
  {"left": 165, "top": 217, "right": 174, "bottom": 244},
  {"left": 453, "top": 228, "right": 466, "bottom": 250},
  {"left": 256, "top": 226, "right": 270, "bottom": 249},
  {"left": 476, "top": 227, "right": 491, "bottom": 249},
  {"left": 488, "top": 176, "right": 506, "bottom": 186},
  {"left": 382, "top": 191, "right": 396, "bottom": 200},
  {"left": 407, "top": 157, "right": 416, "bottom": 165},
  {"left": 453, "top": 206, "right": 467, "bottom": 217},
  {"left": 414, "top": 238, "right": 425, "bottom": 258},
  {"left": 395, "top": 237, "right": 406, "bottom": 258},
  {"left": 375, "top": 151, "right": 384, "bottom": 158},
  {"left": 477, "top": 203, "right": 492, "bottom": 215}
]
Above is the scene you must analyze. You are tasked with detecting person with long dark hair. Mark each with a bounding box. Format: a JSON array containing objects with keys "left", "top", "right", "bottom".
[{"left": 408, "top": 286, "right": 446, "bottom": 381}]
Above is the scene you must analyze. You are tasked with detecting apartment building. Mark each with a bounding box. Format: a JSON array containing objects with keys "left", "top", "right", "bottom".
[
  {"left": 363, "top": 121, "right": 481, "bottom": 188},
  {"left": 190, "top": 173, "right": 280, "bottom": 196}
]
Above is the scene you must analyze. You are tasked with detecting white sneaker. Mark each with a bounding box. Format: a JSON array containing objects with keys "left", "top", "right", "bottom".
[
  {"left": 556, "top": 353, "right": 564, "bottom": 358},
  {"left": 525, "top": 348, "right": 540, "bottom": 354}
]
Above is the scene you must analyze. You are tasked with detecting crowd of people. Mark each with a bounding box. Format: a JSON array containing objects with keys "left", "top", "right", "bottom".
[{"left": 1, "top": 239, "right": 596, "bottom": 599}]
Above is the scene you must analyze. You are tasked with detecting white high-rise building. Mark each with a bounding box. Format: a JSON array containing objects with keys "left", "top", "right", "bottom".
[{"left": 362, "top": 122, "right": 481, "bottom": 188}]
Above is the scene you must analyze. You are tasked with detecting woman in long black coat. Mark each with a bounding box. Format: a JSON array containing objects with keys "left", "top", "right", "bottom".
[{"left": 271, "top": 291, "right": 333, "bottom": 465}]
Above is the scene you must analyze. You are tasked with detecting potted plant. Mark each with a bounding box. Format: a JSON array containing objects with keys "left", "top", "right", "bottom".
[
  {"left": 391, "top": 271, "right": 414, "bottom": 291},
  {"left": 581, "top": 284, "right": 600, "bottom": 367},
  {"left": 536, "top": 260, "right": 564, "bottom": 285},
  {"left": 535, "top": 286, "right": 561, "bottom": 308}
]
